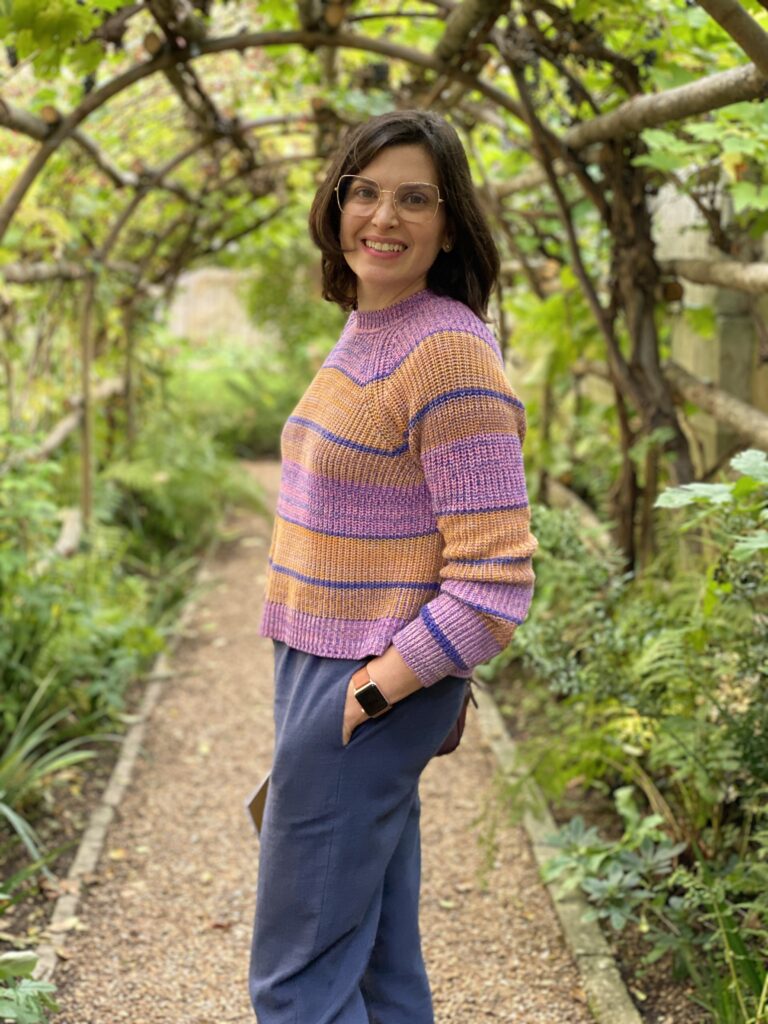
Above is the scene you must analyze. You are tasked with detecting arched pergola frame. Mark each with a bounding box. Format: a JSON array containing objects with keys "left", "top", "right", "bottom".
[{"left": 2, "top": 0, "right": 768, "bottom": 561}]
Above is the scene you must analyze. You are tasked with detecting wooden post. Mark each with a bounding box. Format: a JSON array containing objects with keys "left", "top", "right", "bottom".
[{"left": 652, "top": 186, "right": 768, "bottom": 470}]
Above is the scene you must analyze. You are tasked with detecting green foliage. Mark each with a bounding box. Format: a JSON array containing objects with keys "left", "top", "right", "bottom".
[
  {"left": 245, "top": 223, "right": 344, "bottom": 359},
  {"left": 498, "top": 450, "right": 767, "bottom": 1018},
  {"left": 0, "top": 0, "right": 122, "bottom": 78},
  {"left": 1, "top": 340, "right": 263, "bottom": 874},
  {"left": 0, "top": 677, "right": 96, "bottom": 864},
  {"left": 636, "top": 102, "right": 768, "bottom": 230},
  {"left": 0, "top": 456, "right": 162, "bottom": 739},
  {"left": 0, "top": 952, "right": 57, "bottom": 1024},
  {"left": 505, "top": 270, "right": 617, "bottom": 509},
  {"left": 105, "top": 407, "right": 263, "bottom": 556},
  {"left": 165, "top": 332, "right": 310, "bottom": 459},
  {"left": 543, "top": 787, "right": 685, "bottom": 931}
]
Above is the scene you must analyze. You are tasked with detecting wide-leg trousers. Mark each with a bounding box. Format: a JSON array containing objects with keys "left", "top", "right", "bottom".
[{"left": 249, "top": 640, "right": 468, "bottom": 1024}]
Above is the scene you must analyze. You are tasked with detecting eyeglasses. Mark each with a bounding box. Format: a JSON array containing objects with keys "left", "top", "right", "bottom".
[{"left": 335, "top": 175, "right": 444, "bottom": 224}]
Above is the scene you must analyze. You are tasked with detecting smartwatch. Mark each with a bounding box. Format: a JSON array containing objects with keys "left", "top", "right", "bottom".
[{"left": 353, "top": 673, "right": 392, "bottom": 718}]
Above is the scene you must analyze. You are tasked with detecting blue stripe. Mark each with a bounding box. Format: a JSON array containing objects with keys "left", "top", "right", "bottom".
[
  {"left": 420, "top": 606, "right": 468, "bottom": 671},
  {"left": 275, "top": 510, "right": 439, "bottom": 542},
  {"left": 453, "top": 555, "right": 531, "bottom": 565},
  {"left": 269, "top": 560, "right": 439, "bottom": 592},
  {"left": 287, "top": 416, "right": 408, "bottom": 457},
  {"left": 409, "top": 388, "right": 524, "bottom": 430},
  {"left": 436, "top": 501, "right": 529, "bottom": 517}
]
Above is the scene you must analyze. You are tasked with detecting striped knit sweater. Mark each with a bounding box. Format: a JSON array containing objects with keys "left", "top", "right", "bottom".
[{"left": 259, "top": 288, "right": 537, "bottom": 687}]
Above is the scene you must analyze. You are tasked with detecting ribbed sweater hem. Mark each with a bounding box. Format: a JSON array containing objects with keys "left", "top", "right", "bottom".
[{"left": 260, "top": 602, "right": 473, "bottom": 680}]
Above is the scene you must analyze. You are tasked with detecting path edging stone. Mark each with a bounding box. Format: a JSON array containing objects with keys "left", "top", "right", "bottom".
[{"left": 474, "top": 684, "right": 644, "bottom": 1024}]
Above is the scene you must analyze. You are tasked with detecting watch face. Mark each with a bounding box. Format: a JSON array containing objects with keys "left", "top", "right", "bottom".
[{"left": 355, "top": 681, "right": 390, "bottom": 717}]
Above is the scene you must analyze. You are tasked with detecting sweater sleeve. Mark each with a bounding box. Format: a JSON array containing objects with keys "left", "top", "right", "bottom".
[{"left": 380, "top": 328, "right": 537, "bottom": 686}]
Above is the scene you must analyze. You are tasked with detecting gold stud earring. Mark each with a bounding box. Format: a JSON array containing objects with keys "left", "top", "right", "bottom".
[{"left": 442, "top": 242, "right": 452, "bottom": 253}]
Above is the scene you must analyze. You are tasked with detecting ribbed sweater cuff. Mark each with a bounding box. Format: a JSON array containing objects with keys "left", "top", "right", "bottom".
[{"left": 392, "top": 607, "right": 494, "bottom": 686}]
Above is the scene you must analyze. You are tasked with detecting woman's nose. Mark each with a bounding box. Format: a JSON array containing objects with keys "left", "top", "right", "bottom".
[{"left": 371, "top": 192, "right": 399, "bottom": 226}]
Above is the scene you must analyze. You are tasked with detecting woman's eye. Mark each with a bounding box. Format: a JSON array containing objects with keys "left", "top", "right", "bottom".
[
  {"left": 352, "top": 186, "right": 377, "bottom": 200},
  {"left": 401, "top": 191, "right": 428, "bottom": 206}
]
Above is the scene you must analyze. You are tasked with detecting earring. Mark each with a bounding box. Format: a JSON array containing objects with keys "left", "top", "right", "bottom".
[{"left": 442, "top": 242, "right": 453, "bottom": 253}]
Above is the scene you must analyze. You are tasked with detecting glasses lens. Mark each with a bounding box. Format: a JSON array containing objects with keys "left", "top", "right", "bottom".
[
  {"left": 338, "top": 176, "right": 380, "bottom": 212},
  {"left": 394, "top": 183, "right": 440, "bottom": 222}
]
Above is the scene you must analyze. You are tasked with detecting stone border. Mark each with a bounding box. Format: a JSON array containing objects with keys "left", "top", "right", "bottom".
[
  {"left": 474, "top": 685, "right": 644, "bottom": 1024},
  {"left": 33, "top": 573, "right": 209, "bottom": 983}
]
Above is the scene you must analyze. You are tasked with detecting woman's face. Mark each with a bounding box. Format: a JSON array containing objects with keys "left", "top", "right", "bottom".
[{"left": 339, "top": 144, "right": 450, "bottom": 312}]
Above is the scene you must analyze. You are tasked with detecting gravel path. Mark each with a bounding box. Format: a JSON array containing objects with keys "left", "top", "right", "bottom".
[{"left": 52, "top": 460, "right": 593, "bottom": 1023}]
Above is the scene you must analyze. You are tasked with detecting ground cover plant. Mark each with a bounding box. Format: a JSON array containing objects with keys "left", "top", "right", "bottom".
[{"left": 489, "top": 450, "right": 768, "bottom": 1021}]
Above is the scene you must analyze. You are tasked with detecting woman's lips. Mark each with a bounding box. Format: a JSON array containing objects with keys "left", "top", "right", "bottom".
[{"left": 361, "top": 238, "right": 408, "bottom": 258}]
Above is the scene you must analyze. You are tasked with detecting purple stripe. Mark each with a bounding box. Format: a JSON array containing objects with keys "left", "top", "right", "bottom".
[
  {"left": 438, "top": 502, "right": 528, "bottom": 517},
  {"left": 277, "top": 460, "right": 438, "bottom": 538},
  {"left": 275, "top": 510, "right": 438, "bottom": 541},
  {"left": 260, "top": 602, "right": 410, "bottom": 657},
  {"left": 454, "top": 555, "right": 530, "bottom": 565},
  {"left": 286, "top": 416, "right": 407, "bottom": 457},
  {"left": 269, "top": 559, "right": 440, "bottom": 592},
  {"left": 442, "top": 577, "right": 533, "bottom": 623},
  {"left": 422, "top": 434, "right": 529, "bottom": 512}
]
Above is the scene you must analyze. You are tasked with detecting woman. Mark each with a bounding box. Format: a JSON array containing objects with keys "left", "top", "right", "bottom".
[{"left": 250, "top": 109, "right": 537, "bottom": 1024}]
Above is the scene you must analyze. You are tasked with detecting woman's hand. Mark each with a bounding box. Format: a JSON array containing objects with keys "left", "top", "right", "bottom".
[
  {"left": 341, "top": 650, "right": 423, "bottom": 746},
  {"left": 342, "top": 674, "right": 371, "bottom": 746}
]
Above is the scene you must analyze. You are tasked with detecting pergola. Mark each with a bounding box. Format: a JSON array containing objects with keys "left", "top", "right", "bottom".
[{"left": 2, "top": 0, "right": 768, "bottom": 560}]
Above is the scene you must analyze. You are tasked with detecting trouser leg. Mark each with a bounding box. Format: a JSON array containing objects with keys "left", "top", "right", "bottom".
[
  {"left": 249, "top": 642, "right": 467, "bottom": 1024},
  {"left": 361, "top": 795, "right": 433, "bottom": 1024}
]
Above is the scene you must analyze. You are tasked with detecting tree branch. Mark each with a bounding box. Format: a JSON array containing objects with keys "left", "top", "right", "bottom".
[
  {"left": 664, "top": 360, "right": 768, "bottom": 450},
  {"left": 1, "top": 260, "right": 139, "bottom": 284},
  {"left": 434, "top": 0, "right": 509, "bottom": 65},
  {"left": 0, "top": 29, "right": 526, "bottom": 245},
  {"left": 696, "top": 0, "right": 768, "bottom": 77},
  {"left": 562, "top": 63, "right": 768, "bottom": 150},
  {"left": 2, "top": 378, "right": 126, "bottom": 472},
  {"left": 662, "top": 258, "right": 768, "bottom": 295}
]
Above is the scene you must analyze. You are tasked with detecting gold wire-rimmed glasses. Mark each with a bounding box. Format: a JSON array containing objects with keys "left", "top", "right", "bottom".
[{"left": 335, "top": 174, "right": 444, "bottom": 224}]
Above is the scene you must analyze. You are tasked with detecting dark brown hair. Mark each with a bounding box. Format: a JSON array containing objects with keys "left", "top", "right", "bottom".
[{"left": 308, "top": 110, "right": 500, "bottom": 319}]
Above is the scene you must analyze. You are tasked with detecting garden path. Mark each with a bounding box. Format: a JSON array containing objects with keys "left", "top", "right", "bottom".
[{"left": 52, "top": 460, "right": 593, "bottom": 1024}]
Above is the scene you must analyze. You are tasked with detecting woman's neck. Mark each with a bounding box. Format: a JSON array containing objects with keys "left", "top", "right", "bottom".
[{"left": 355, "top": 279, "right": 427, "bottom": 312}]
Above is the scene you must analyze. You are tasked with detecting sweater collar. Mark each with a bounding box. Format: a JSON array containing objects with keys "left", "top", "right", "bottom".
[{"left": 350, "top": 288, "right": 433, "bottom": 333}]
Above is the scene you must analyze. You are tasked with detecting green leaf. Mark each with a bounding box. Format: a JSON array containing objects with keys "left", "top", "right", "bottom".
[
  {"left": 732, "top": 530, "right": 768, "bottom": 559},
  {"left": 654, "top": 483, "right": 733, "bottom": 508},
  {"left": 730, "top": 180, "right": 768, "bottom": 215},
  {"left": 0, "top": 950, "right": 37, "bottom": 982},
  {"left": 731, "top": 448, "right": 768, "bottom": 484}
]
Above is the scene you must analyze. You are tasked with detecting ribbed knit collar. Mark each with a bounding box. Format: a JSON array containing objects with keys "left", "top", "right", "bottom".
[{"left": 351, "top": 288, "right": 433, "bottom": 333}]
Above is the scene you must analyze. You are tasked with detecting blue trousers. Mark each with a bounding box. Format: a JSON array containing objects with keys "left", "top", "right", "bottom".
[{"left": 249, "top": 641, "right": 467, "bottom": 1024}]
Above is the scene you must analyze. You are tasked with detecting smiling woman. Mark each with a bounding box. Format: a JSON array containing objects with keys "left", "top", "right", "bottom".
[
  {"left": 309, "top": 109, "right": 500, "bottom": 318},
  {"left": 336, "top": 145, "right": 449, "bottom": 310},
  {"left": 249, "top": 109, "right": 537, "bottom": 1024}
]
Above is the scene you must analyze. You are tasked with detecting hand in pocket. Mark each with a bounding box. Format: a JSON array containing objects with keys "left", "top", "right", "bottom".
[{"left": 341, "top": 676, "right": 369, "bottom": 746}]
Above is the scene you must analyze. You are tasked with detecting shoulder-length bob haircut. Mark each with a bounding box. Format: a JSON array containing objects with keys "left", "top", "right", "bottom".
[{"left": 308, "top": 110, "right": 500, "bottom": 320}]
